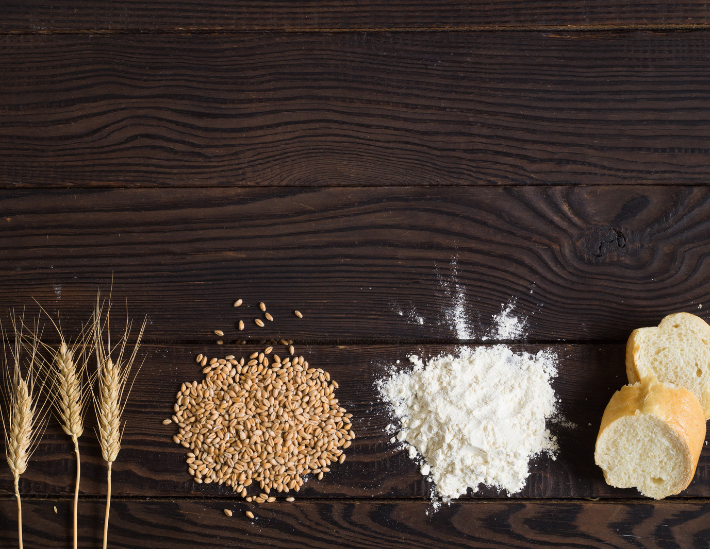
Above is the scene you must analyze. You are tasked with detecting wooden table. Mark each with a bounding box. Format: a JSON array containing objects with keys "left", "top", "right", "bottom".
[{"left": 1, "top": 3, "right": 710, "bottom": 547}]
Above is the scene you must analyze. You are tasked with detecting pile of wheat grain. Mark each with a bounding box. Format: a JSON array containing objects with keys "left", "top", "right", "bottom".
[{"left": 170, "top": 346, "right": 353, "bottom": 500}]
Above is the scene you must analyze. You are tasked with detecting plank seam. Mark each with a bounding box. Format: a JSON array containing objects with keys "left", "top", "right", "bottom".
[
  {"left": 0, "top": 495, "right": 708, "bottom": 504},
  {"left": 1, "top": 25, "right": 710, "bottom": 35},
  {"left": 0, "top": 183, "right": 709, "bottom": 190},
  {"left": 33, "top": 338, "right": 627, "bottom": 347}
]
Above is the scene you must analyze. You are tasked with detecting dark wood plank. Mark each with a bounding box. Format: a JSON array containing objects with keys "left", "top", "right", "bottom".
[
  {"left": 2, "top": 343, "right": 710, "bottom": 499},
  {"left": 2, "top": 33, "right": 710, "bottom": 188},
  {"left": 1, "top": 497, "right": 709, "bottom": 548},
  {"left": 2, "top": 186, "right": 710, "bottom": 342},
  {"left": 0, "top": 1, "right": 709, "bottom": 32}
]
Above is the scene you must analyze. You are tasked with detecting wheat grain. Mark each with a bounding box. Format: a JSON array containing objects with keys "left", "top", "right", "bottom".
[{"left": 171, "top": 350, "right": 352, "bottom": 503}]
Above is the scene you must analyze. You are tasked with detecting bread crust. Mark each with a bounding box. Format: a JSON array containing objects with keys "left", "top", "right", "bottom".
[
  {"left": 595, "top": 378, "right": 706, "bottom": 499},
  {"left": 625, "top": 312, "right": 710, "bottom": 418},
  {"left": 625, "top": 328, "right": 643, "bottom": 384}
]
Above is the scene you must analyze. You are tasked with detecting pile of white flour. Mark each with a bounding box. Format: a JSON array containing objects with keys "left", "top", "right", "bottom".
[{"left": 379, "top": 345, "right": 558, "bottom": 499}]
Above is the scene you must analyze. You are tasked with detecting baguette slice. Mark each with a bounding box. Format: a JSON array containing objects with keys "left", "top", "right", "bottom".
[
  {"left": 595, "top": 378, "right": 705, "bottom": 499},
  {"left": 627, "top": 312, "right": 710, "bottom": 418}
]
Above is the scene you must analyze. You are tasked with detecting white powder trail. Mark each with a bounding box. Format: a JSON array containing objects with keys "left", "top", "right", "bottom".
[{"left": 437, "top": 257, "right": 474, "bottom": 340}]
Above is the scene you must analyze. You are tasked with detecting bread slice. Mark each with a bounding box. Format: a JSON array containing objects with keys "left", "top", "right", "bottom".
[
  {"left": 595, "top": 378, "right": 705, "bottom": 499},
  {"left": 627, "top": 312, "right": 710, "bottom": 418}
]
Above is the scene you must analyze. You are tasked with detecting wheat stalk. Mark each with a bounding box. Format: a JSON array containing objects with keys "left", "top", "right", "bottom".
[
  {"left": 33, "top": 306, "right": 93, "bottom": 549},
  {"left": 1, "top": 315, "right": 48, "bottom": 549},
  {"left": 93, "top": 295, "right": 145, "bottom": 549}
]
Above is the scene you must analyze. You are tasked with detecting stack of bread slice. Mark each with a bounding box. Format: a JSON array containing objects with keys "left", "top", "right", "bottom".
[{"left": 595, "top": 313, "right": 708, "bottom": 499}]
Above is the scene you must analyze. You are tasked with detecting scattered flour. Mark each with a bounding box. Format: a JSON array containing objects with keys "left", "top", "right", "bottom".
[
  {"left": 437, "top": 257, "right": 474, "bottom": 340},
  {"left": 483, "top": 300, "right": 528, "bottom": 341},
  {"left": 392, "top": 304, "right": 425, "bottom": 326},
  {"left": 379, "top": 345, "right": 559, "bottom": 500},
  {"left": 552, "top": 418, "right": 578, "bottom": 430},
  {"left": 438, "top": 258, "right": 527, "bottom": 341}
]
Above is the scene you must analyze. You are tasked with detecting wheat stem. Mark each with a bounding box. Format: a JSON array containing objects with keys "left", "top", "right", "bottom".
[
  {"left": 14, "top": 475, "right": 22, "bottom": 549},
  {"left": 103, "top": 461, "right": 112, "bottom": 549},
  {"left": 72, "top": 435, "right": 80, "bottom": 549}
]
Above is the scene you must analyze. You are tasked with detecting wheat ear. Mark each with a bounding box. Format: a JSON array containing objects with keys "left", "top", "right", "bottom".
[
  {"left": 33, "top": 306, "right": 93, "bottom": 549},
  {"left": 93, "top": 296, "right": 145, "bottom": 549},
  {"left": 1, "top": 316, "right": 49, "bottom": 549}
]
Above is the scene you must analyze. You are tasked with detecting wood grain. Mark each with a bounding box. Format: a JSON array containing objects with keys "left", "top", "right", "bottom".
[
  {"left": 2, "top": 343, "right": 710, "bottom": 500},
  {"left": 2, "top": 186, "right": 710, "bottom": 342},
  {"left": 1, "top": 497, "right": 709, "bottom": 548},
  {"left": 1, "top": 1, "right": 709, "bottom": 32},
  {"left": 2, "top": 33, "right": 710, "bottom": 188}
]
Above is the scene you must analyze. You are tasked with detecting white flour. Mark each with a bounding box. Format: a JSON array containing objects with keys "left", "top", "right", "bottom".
[
  {"left": 483, "top": 301, "right": 528, "bottom": 341},
  {"left": 437, "top": 257, "right": 474, "bottom": 340},
  {"left": 438, "top": 258, "right": 528, "bottom": 341},
  {"left": 379, "top": 345, "right": 558, "bottom": 499}
]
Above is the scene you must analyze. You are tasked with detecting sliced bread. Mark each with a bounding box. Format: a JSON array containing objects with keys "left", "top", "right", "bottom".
[
  {"left": 595, "top": 377, "right": 705, "bottom": 499},
  {"left": 626, "top": 312, "right": 710, "bottom": 418}
]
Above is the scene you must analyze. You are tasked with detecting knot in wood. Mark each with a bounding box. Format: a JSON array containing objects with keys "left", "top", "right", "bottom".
[{"left": 578, "top": 226, "right": 632, "bottom": 263}]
